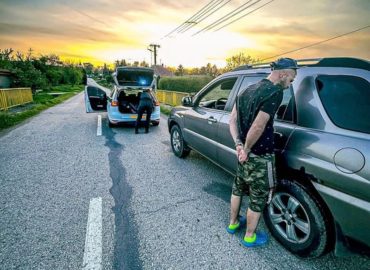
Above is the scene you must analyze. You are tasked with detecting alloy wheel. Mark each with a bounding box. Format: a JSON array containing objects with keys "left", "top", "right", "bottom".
[
  {"left": 268, "top": 192, "right": 311, "bottom": 243},
  {"left": 172, "top": 130, "right": 181, "bottom": 153}
]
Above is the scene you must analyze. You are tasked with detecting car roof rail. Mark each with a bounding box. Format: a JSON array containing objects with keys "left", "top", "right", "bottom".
[
  {"left": 231, "top": 58, "right": 323, "bottom": 71},
  {"left": 314, "top": 57, "right": 370, "bottom": 71},
  {"left": 231, "top": 57, "right": 370, "bottom": 71}
]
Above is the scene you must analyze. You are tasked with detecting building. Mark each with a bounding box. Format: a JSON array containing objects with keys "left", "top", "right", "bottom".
[
  {"left": 152, "top": 65, "right": 174, "bottom": 77},
  {"left": 0, "top": 69, "right": 13, "bottom": 88}
]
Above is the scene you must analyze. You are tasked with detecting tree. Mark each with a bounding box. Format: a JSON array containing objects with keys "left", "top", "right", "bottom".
[
  {"left": 189, "top": 67, "right": 200, "bottom": 75},
  {"left": 103, "top": 63, "right": 109, "bottom": 75},
  {"left": 175, "top": 64, "right": 185, "bottom": 76},
  {"left": 225, "top": 52, "right": 259, "bottom": 71},
  {"left": 140, "top": 60, "right": 149, "bottom": 67},
  {"left": 119, "top": 59, "right": 130, "bottom": 67}
]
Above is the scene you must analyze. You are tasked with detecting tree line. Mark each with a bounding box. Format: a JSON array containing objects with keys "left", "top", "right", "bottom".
[
  {"left": 0, "top": 48, "right": 84, "bottom": 92},
  {"left": 111, "top": 52, "right": 259, "bottom": 77},
  {"left": 0, "top": 47, "right": 260, "bottom": 91}
]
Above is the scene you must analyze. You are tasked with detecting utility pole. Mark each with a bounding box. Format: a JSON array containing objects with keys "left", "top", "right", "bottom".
[{"left": 148, "top": 44, "right": 160, "bottom": 66}]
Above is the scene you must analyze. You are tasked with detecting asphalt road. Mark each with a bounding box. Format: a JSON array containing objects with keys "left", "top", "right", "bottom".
[{"left": 0, "top": 92, "right": 369, "bottom": 270}]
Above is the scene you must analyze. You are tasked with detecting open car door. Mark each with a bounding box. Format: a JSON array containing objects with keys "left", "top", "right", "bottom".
[{"left": 84, "top": 78, "right": 111, "bottom": 113}]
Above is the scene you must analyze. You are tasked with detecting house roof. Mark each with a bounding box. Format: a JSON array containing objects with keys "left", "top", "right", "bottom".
[
  {"left": 0, "top": 69, "right": 13, "bottom": 76},
  {"left": 151, "top": 65, "right": 173, "bottom": 77}
]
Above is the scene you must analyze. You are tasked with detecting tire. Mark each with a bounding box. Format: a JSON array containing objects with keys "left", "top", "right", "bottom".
[
  {"left": 170, "top": 125, "right": 190, "bottom": 158},
  {"left": 263, "top": 179, "right": 332, "bottom": 257},
  {"left": 151, "top": 121, "right": 160, "bottom": 126}
]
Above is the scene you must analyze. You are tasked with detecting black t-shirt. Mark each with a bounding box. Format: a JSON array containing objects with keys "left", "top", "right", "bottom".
[
  {"left": 140, "top": 91, "right": 153, "bottom": 101},
  {"left": 236, "top": 79, "right": 283, "bottom": 155}
]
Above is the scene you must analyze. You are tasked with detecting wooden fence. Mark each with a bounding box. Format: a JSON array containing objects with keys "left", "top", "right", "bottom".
[
  {"left": 156, "top": 90, "right": 192, "bottom": 106},
  {"left": 0, "top": 88, "right": 33, "bottom": 111}
]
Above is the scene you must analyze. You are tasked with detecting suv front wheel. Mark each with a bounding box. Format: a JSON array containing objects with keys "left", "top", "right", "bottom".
[
  {"left": 170, "top": 125, "right": 190, "bottom": 158},
  {"left": 264, "top": 179, "right": 332, "bottom": 257}
]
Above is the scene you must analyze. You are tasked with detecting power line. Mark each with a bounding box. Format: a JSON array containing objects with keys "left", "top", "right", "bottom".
[
  {"left": 162, "top": 0, "right": 219, "bottom": 38},
  {"left": 260, "top": 24, "right": 370, "bottom": 61},
  {"left": 179, "top": 0, "right": 232, "bottom": 34},
  {"left": 193, "top": 0, "right": 261, "bottom": 36},
  {"left": 176, "top": 0, "right": 223, "bottom": 33},
  {"left": 163, "top": 0, "right": 218, "bottom": 37},
  {"left": 68, "top": 7, "right": 111, "bottom": 27},
  {"left": 214, "top": 0, "right": 274, "bottom": 32}
]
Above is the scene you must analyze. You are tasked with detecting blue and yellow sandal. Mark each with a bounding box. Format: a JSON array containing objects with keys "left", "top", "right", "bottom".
[
  {"left": 226, "top": 216, "right": 246, "bottom": 234},
  {"left": 241, "top": 232, "right": 268, "bottom": 247}
]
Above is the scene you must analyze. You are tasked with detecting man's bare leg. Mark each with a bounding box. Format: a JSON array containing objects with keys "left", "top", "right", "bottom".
[
  {"left": 245, "top": 208, "right": 261, "bottom": 237},
  {"left": 230, "top": 195, "right": 241, "bottom": 224}
]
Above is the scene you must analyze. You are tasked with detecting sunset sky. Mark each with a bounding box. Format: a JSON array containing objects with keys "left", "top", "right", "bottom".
[{"left": 0, "top": 0, "right": 369, "bottom": 67}]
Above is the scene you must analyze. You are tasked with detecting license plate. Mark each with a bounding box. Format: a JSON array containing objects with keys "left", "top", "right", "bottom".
[{"left": 129, "top": 115, "right": 146, "bottom": 119}]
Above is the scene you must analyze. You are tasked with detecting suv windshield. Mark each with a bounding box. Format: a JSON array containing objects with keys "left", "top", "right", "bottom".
[
  {"left": 116, "top": 69, "right": 154, "bottom": 87},
  {"left": 316, "top": 75, "right": 370, "bottom": 134}
]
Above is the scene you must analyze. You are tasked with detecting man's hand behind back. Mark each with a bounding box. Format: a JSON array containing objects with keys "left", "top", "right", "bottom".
[{"left": 238, "top": 149, "right": 249, "bottom": 164}]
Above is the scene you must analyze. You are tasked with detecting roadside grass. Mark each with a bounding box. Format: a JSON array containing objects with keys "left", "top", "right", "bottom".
[
  {"left": 160, "top": 104, "right": 172, "bottom": 116},
  {"left": 0, "top": 85, "right": 84, "bottom": 131}
]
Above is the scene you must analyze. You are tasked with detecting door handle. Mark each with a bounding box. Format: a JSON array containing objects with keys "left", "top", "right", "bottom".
[
  {"left": 274, "top": 132, "right": 283, "bottom": 139},
  {"left": 208, "top": 117, "right": 217, "bottom": 124}
]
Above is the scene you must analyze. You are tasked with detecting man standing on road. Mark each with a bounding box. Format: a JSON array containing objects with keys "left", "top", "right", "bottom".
[
  {"left": 135, "top": 88, "right": 154, "bottom": 134},
  {"left": 227, "top": 58, "right": 298, "bottom": 248}
]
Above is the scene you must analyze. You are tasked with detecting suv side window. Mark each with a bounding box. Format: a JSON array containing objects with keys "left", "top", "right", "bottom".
[
  {"left": 198, "top": 77, "right": 237, "bottom": 111},
  {"left": 238, "top": 76, "right": 266, "bottom": 95},
  {"left": 316, "top": 75, "right": 370, "bottom": 134},
  {"left": 275, "top": 87, "right": 295, "bottom": 122}
]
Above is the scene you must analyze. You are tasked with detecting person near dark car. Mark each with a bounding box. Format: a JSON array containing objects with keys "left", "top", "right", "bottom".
[
  {"left": 135, "top": 88, "right": 154, "bottom": 134},
  {"left": 227, "top": 58, "right": 298, "bottom": 248}
]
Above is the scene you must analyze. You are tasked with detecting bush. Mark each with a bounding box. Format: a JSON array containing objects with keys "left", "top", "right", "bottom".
[
  {"left": 158, "top": 76, "right": 213, "bottom": 93},
  {"left": 45, "top": 68, "right": 64, "bottom": 86},
  {"left": 62, "top": 67, "right": 83, "bottom": 85},
  {"left": 11, "top": 62, "right": 48, "bottom": 89}
]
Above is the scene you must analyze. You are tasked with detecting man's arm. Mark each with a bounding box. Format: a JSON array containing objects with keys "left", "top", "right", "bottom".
[
  {"left": 238, "top": 111, "right": 270, "bottom": 162},
  {"left": 229, "top": 105, "right": 242, "bottom": 145},
  {"left": 244, "top": 111, "right": 270, "bottom": 151}
]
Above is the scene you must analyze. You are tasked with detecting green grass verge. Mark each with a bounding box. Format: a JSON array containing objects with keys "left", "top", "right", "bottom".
[
  {"left": 0, "top": 85, "right": 83, "bottom": 131},
  {"left": 160, "top": 105, "right": 172, "bottom": 116}
]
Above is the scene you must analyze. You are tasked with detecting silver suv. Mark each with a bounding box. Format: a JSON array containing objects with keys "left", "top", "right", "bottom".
[{"left": 167, "top": 57, "right": 370, "bottom": 257}]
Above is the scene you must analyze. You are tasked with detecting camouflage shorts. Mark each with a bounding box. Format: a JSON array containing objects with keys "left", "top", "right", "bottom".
[{"left": 232, "top": 154, "right": 276, "bottom": 212}]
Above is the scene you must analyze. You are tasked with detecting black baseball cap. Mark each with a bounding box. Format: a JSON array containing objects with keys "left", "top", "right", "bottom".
[{"left": 271, "top": 58, "right": 299, "bottom": 70}]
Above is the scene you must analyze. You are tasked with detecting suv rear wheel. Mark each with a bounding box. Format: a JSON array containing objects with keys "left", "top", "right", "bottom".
[
  {"left": 170, "top": 125, "right": 190, "bottom": 158},
  {"left": 264, "top": 179, "right": 332, "bottom": 257}
]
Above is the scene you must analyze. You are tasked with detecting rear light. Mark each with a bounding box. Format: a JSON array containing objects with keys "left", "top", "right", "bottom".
[{"left": 111, "top": 101, "right": 119, "bottom": 106}]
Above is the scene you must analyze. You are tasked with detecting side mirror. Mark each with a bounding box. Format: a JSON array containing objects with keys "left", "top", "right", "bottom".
[{"left": 182, "top": 96, "right": 193, "bottom": 107}]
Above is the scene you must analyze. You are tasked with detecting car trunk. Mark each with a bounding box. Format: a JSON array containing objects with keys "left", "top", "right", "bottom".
[{"left": 117, "top": 90, "right": 140, "bottom": 114}]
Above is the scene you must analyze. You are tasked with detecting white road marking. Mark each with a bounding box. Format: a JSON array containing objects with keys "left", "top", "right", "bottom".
[
  {"left": 82, "top": 197, "right": 103, "bottom": 270},
  {"left": 97, "top": 115, "right": 102, "bottom": 136}
]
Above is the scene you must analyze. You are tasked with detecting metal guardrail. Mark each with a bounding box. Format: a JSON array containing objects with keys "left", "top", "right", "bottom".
[
  {"left": 156, "top": 90, "right": 192, "bottom": 106},
  {"left": 0, "top": 88, "right": 33, "bottom": 111}
]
